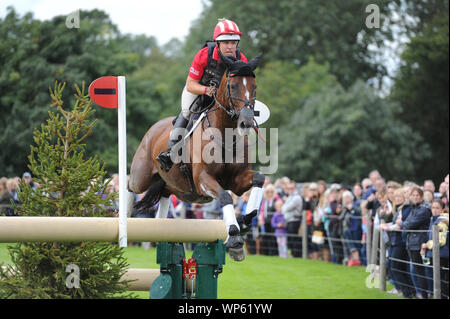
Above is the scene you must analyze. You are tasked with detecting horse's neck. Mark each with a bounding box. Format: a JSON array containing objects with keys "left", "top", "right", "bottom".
[{"left": 210, "top": 90, "right": 234, "bottom": 132}]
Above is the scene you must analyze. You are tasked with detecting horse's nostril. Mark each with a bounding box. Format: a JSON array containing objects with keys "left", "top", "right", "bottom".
[{"left": 239, "top": 121, "right": 252, "bottom": 129}]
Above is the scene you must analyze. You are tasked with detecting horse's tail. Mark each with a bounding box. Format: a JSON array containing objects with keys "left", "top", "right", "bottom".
[{"left": 134, "top": 179, "right": 166, "bottom": 211}]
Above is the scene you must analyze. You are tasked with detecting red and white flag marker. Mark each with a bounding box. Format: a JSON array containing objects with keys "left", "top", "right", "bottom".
[{"left": 89, "top": 76, "right": 128, "bottom": 247}]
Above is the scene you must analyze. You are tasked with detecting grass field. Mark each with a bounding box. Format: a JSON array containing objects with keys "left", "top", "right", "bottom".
[{"left": 0, "top": 243, "right": 401, "bottom": 299}]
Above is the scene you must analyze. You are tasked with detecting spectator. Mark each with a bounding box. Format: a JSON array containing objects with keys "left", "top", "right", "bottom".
[
  {"left": 377, "top": 188, "right": 393, "bottom": 225},
  {"left": 276, "top": 177, "right": 290, "bottom": 203},
  {"left": 271, "top": 200, "right": 288, "bottom": 258},
  {"left": 444, "top": 174, "right": 449, "bottom": 207},
  {"left": 353, "top": 183, "right": 363, "bottom": 207},
  {"left": 423, "top": 180, "right": 435, "bottom": 194},
  {"left": 317, "top": 187, "right": 331, "bottom": 262},
  {"left": 22, "top": 172, "right": 36, "bottom": 190},
  {"left": 439, "top": 182, "right": 447, "bottom": 202},
  {"left": 342, "top": 190, "right": 362, "bottom": 266},
  {"left": 1, "top": 177, "right": 14, "bottom": 216},
  {"left": 401, "top": 187, "right": 432, "bottom": 299},
  {"left": 304, "top": 183, "right": 319, "bottom": 260},
  {"left": 326, "top": 188, "right": 344, "bottom": 264},
  {"left": 6, "top": 178, "right": 19, "bottom": 203},
  {"left": 386, "top": 182, "right": 401, "bottom": 205},
  {"left": 364, "top": 185, "right": 380, "bottom": 221},
  {"left": 282, "top": 181, "right": 303, "bottom": 258},
  {"left": 374, "top": 177, "right": 386, "bottom": 192},
  {"left": 421, "top": 198, "right": 449, "bottom": 299},
  {"left": 369, "top": 170, "right": 382, "bottom": 185},
  {"left": 317, "top": 180, "right": 327, "bottom": 200},
  {"left": 259, "top": 184, "right": 280, "bottom": 256},
  {"left": 361, "top": 178, "right": 373, "bottom": 193},
  {"left": 424, "top": 190, "right": 434, "bottom": 205},
  {"left": 380, "top": 187, "right": 415, "bottom": 298},
  {"left": 439, "top": 174, "right": 449, "bottom": 207}
]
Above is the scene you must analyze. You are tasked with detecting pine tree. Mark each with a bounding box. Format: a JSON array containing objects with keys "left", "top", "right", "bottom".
[{"left": 0, "top": 82, "right": 134, "bottom": 298}]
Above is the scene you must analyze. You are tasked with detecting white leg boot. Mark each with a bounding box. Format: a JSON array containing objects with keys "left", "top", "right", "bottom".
[{"left": 155, "top": 197, "right": 170, "bottom": 218}]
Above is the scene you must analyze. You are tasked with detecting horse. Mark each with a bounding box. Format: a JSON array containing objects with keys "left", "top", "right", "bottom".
[{"left": 128, "top": 52, "right": 265, "bottom": 261}]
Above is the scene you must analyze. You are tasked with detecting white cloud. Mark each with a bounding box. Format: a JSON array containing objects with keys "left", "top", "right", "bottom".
[{"left": 0, "top": 0, "right": 204, "bottom": 45}]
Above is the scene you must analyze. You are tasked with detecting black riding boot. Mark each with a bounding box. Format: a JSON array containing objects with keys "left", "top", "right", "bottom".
[{"left": 156, "top": 113, "right": 189, "bottom": 171}]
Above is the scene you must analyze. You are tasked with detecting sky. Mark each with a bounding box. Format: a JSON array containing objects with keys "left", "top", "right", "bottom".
[{"left": 0, "top": 0, "right": 205, "bottom": 45}]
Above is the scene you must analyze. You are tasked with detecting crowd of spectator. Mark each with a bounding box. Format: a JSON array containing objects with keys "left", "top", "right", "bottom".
[{"left": 1, "top": 169, "right": 448, "bottom": 299}]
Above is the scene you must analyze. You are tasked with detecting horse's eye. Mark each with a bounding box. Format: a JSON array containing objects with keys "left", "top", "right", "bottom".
[{"left": 230, "top": 84, "right": 238, "bottom": 91}]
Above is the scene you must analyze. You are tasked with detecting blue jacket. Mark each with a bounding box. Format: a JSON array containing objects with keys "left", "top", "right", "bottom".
[
  {"left": 425, "top": 215, "right": 449, "bottom": 259},
  {"left": 402, "top": 201, "right": 431, "bottom": 251},
  {"left": 400, "top": 203, "right": 412, "bottom": 243}
]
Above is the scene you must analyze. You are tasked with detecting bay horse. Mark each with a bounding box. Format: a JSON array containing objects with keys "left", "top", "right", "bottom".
[{"left": 128, "top": 52, "right": 265, "bottom": 261}]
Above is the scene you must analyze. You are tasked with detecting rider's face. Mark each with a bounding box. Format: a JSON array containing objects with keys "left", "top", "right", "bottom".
[{"left": 218, "top": 40, "right": 239, "bottom": 57}]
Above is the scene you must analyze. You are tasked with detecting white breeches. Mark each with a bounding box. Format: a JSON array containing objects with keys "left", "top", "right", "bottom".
[{"left": 181, "top": 86, "right": 198, "bottom": 120}]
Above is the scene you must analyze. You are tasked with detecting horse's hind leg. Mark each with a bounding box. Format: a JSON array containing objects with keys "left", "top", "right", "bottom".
[
  {"left": 155, "top": 196, "right": 170, "bottom": 218},
  {"left": 128, "top": 143, "right": 156, "bottom": 194}
]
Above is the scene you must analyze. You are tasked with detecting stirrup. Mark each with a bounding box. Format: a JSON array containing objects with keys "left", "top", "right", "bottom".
[{"left": 156, "top": 151, "right": 173, "bottom": 172}]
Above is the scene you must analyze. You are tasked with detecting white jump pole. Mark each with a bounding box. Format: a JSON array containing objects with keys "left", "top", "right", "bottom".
[{"left": 118, "top": 76, "right": 128, "bottom": 247}]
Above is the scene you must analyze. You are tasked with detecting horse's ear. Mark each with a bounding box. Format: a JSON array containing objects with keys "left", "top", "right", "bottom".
[{"left": 248, "top": 53, "right": 263, "bottom": 71}]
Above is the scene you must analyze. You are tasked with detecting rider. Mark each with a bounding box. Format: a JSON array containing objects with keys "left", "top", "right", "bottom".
[{"left": 156, "top": 18, "right": 248, "bottom": 171}]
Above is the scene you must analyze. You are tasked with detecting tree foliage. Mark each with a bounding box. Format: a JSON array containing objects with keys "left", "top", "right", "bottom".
[
  {"left": 278, "top": 80, "right": 428, "bottom": 183},
  {"left": 0, "top": 82, "right": 133, "bottom": 298},
  {"left": 391, "top": 3, "right": 449, "bottom": 183},
  {"left": 184, "top": 0, "right": 397, "bottom": 88}
]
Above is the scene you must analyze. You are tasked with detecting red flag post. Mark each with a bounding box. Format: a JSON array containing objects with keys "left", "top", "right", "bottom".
[{"left": 89, "top": 76, "right": 128, "bottom": 247}]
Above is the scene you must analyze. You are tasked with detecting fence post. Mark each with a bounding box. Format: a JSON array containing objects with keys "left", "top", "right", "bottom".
[
  {"left": 371, "top": 226, "right": 379, "bottom": 266},
  {"left": 432, "top": 224, "right": 441, "bottom": 299},
  {"left": 192, "top": 240, "right": 226, "bottom": 299},
  {"left": 302, "top": 211, "right": 307, "bottom": 259},
  {"left": 379, "top": 224, "right": 386, "bottom": 292},
  {"left": 364, "top": 209, "right": 372, "bottom": 265}
]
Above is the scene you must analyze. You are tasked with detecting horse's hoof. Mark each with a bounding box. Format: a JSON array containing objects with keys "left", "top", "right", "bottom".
[
  {"left": 226, "top": 225, "right": 245, "bottom": 262},
  {"left": 236, "top": 210, "right": 257, "bottom": 236},
  {"left": 228, "top": 245, "right": 245, "bottom": 262}
]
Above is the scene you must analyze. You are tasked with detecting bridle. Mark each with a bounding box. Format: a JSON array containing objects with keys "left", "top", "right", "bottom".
[
  {"left": 199, "top": 71, "right": 258, "bottom": 151},
  {"left": 213, "top": 71, "right": 256, "bottom": 121}
]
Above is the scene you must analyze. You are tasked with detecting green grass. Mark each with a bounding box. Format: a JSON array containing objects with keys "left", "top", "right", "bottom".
[{"left": 1, "top": 243, "right": 401, "bottom": 299}]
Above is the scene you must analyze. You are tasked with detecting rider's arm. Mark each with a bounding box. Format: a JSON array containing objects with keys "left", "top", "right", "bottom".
[{"left": 186, "top": 76, "right": 215, "bottom": 96}]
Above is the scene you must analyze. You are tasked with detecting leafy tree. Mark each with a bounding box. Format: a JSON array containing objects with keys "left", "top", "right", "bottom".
[
  {"left": 0, "top": 82, "right": 133, "bottom": 298},
  {"left": 0, "top": 8, "right": 142, "bottom": 176},
  {"left": 278, "top": 80, "right": 428, "bottom": 183},
  {"left": 256, "top": 57, "right": 340, "bottom": 129},
  {"left": 391, "top": 8, "right": 449, "bottom": 183},
  {"left": 184, "top": 0, "right": 397, "bottom": 88}
]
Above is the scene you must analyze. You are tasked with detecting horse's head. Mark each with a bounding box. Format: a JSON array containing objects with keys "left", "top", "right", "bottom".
[{"left": 216, "top": 51, "right": 262, "bottom": 136}]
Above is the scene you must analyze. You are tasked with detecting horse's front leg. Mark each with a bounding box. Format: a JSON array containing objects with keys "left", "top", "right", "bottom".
[
  {"left": 194, "top": 170, "right": 245, "bottom": 261},
  {"left": 232, "top": 170, "right": 265, "bottom": 235}
]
